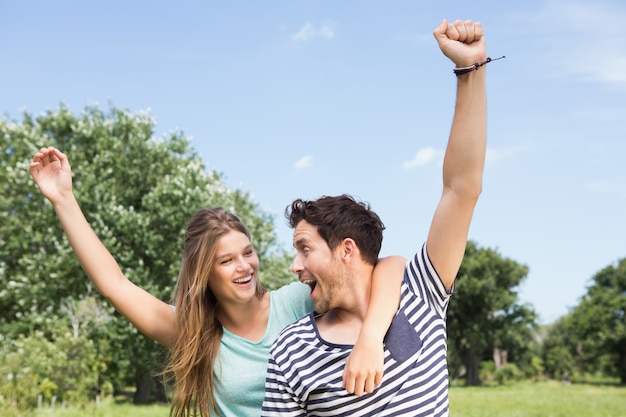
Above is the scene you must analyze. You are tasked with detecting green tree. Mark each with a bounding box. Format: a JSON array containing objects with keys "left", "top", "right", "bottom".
[
  {"left": 557, "top": 258, "right": 626, "bottom": 384},
  {"left": 0, "top": 104, "right": 293, "bottom": 404},
  {"left": 541, "top": 316, "right": 577, "bottom": 380},
  {"left": 260, "top": 249, "right": 298, "bottom": 290},
  {"left": 447, "top": 241, "right": 537, "bottom": 385}
]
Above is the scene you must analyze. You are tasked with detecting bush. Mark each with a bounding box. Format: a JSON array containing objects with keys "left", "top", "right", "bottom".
[
  {"left": 527, "top": 356, "right": 546, "bottom": 381},
  {"left": 0, "top": 329, "right": 112, "bottom": 414},
  {"left": 479, "top": 361, "right": 496, "bottom": 385},
  {"left": 495, "top": 363, "right": 524, "bottom": 385}
]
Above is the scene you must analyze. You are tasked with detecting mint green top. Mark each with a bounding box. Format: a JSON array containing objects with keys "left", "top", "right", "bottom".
[{"left": 212, "top": 282, "right": 312, "bottom": 417}]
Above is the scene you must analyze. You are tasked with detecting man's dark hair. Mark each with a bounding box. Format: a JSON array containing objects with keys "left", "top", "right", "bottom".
[{"left": 285, "top": 194, "right": 385, "bottom": 265}]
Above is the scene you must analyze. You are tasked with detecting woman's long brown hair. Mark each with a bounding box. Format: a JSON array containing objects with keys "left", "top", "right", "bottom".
[{"left": 166, "top": 207, "right": 265, "bottom": 416}]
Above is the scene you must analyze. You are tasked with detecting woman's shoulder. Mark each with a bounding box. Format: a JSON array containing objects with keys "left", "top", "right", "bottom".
[
  {"left": 271, "top": 281, "right": 310, "bottom": 300},
  {"left": 270, "top": 281, "right": 313, "bottom": 320}
]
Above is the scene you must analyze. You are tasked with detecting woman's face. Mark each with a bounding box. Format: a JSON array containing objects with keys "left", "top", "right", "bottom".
[{"left": 208, "top": 230, "right": 260, "bottom": 305}]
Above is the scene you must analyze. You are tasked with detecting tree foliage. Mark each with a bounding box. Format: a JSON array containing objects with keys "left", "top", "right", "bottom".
[
  {"left": 543, "top": 257, "right": 626, "bottom": 384},
  {"left": 0, "top": 104, "right": 295, "bottom": 405},
  {"left": 447, "top": 241, "right": 537, "bottom": 385},
  {"left": 540, "top": 315, "right": 577, "bottom": 380}
]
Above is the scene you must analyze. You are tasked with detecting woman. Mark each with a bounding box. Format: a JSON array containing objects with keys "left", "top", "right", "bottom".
[{"left": 29, "top": 147, "right": 405, "bottom": 417}]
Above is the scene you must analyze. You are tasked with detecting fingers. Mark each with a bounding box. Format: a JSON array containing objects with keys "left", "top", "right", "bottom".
[
  {"left": 448, "top": 19, "right": 482, "bottom": 44},
  {"left": 363, "top": 373, "right": 377, "bottom": 395},
  {"left": 34, "top": 146, "right": 66, "bottom": 165},
  {"left": 30, "top": 147, "right": 49, "bottom": 176},
  {"left": 343, "top": 373, "right": 355, "bottom": 395},
  {"left": 432, "top": 18, "right": 448, "bottom": 39},
  {"left": 51, "top": 147, "right": 68, "bottom": 168},
  {"left": 344, "top": 374, "right": 365, "bottom": 396},
  {"left": 28, "top": 160, "right": 40, "bottom": 177},
  {"left": 343, "top": 369, "right": 382, "bottom": 396},
  {"left": 352, "top": 374, "right": 379, "bottom": 396},
  {"left": 29, "top": 146, "right": 67, "bottom": 176},
  {"left": 446, "top": 20, "right": 460, "bottom": 41},
  {"left": 436, "top": 19, "right": 483, "bottom": 44},
  {"left": 466, "top": 20, "right": 483, "bottom": 43},
  {"left": 32, "top": 146, "right": 52, "bottom": 165}
]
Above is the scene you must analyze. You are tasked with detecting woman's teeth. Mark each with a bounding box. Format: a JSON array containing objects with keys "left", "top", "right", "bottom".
[{"left": 234, "top": 275, "right": 252, "bottom": 284}]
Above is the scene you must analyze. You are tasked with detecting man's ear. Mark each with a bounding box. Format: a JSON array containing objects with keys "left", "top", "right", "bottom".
[{"left": 340, "top": 238, "right": 358, "bottom": 262}]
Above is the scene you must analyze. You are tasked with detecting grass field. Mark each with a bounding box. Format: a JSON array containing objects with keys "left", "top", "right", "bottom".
[
  {"left": 30, "top": 381, "right": 625, "bottom": 417},
  {"left": 449, "top": 381, "right": 625, "bottom": 417}
]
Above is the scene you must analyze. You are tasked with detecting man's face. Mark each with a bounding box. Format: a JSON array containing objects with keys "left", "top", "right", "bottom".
[{"left": 291, "top": 220, "right": 346, "bottom": 314}]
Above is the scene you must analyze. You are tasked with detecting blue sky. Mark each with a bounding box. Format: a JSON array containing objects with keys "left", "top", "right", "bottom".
[{"left": 3, "top": 1, "right": 625, "bottom": 325}]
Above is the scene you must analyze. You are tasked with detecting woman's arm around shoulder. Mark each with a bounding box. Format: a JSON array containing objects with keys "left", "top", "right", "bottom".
[{"left": 343, "top": 255, "right": 407, "bottom": 395}]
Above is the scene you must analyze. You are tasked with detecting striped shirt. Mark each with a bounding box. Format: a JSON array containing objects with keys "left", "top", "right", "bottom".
[{"left": 262, "top": 243, "right": 453, "bottom": 417}]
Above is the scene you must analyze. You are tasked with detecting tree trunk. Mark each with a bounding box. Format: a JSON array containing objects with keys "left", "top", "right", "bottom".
[
  {"left": 493, "top": 346, "right": 501, "bottom": 369},
  {"left": 154, "top": 376, "right": 169, "bottom": 402},
  {"left": 619, "top": 349, "right": 626, "bottom": 386},
  {"left": 465, "top": 345, "right": 480, "bottom": 386},
  {"left": 493, "top": 346, "right": 508, "bottom": 370},
  {"left": 134, "top": 371, "right": 153, "bottom": 404}
]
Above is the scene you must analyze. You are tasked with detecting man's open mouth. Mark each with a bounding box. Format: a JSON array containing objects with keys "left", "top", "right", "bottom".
[{"left": 302, "top": 278, "right": 317, "bottom": 292}]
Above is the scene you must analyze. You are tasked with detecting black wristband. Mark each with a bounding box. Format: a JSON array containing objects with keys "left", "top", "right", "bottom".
[{"left": 453, "top": 56, "right": 505, "bottom": 76}]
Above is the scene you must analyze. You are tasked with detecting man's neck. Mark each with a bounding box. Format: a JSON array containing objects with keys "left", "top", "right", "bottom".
[
  {"left": 315, "top": 309, "right": 365, "bottom": 345},
  {"left": 315, "top": 270, "right": 373, "bottom": 345}
]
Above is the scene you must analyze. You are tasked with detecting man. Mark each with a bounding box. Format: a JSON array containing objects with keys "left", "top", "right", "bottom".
[{"left": 262, "top": 18, "right": 489, "bottom": 416}]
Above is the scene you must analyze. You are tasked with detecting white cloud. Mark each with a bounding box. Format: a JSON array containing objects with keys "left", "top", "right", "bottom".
[
  {"left": 293, "top": 23, "right": 315, "bottom": 41},
  {"left": 292, "top": 21, "right": 336, "bottom": 41},
  {"left": 403, "top": 147, "right": 441, "bottom": 169},
  {"left": 294, "top": 155, "right": 314, "bottom": 170}
]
